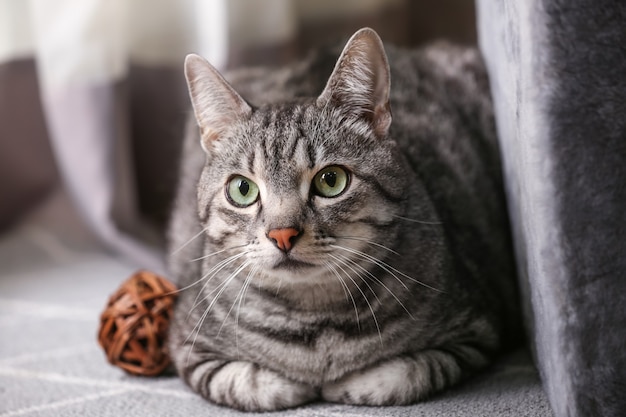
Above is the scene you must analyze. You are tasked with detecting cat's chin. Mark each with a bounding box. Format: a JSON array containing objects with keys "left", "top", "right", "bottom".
[{"left": 260, "top": 256, "right": 328, "bottom": 284}]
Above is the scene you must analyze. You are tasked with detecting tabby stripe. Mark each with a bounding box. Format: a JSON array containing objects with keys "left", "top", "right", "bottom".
[
  {"left": 238, "top": 312, "right": 395, "bottom": 343},
  {"left": 305, "top": 140, "right": 317, "bottom": 168},
  {"left": 247, "top": 148, "right": 256, "bottom": 175},
  {"left": 217, "top": 207, "right": 251, "bottom": 226},
  {"left": 206, "top": 230, "right": 236, "bottom": 247},
  {"left": 285, "top": 107, "right": 305, "bottom": 160},
  {"left": 200, "top": 189, "right": 222, "bottom": 222},
  {"left": 298, "top": 125, "right": 311, "bottom": 164},
  {"left": 426, "top": 353, "right": 446, "bottom": 391},
  {"left": 358, "top": 173, "right": 404, "bottom": 203},
  {"left": 259, "top": 113, "right": 274, "bottom": 164},
  {"left": 186, "top": 359, "right": 229, "bottom": 397},
  {"left": 238, "top": 322, "right": 320, "bottom": 347},
  {"left": 260, "top": 109, "right": 274, "bottom": 129},
  {"left": 346, "top": 217, "right": 395, "bottom": 228},
  {"left": 285, "top": 135, "right": 299, "bottom": 161},
  {"left": 440, "top": 343, "right": 489, "bottom": 373}
]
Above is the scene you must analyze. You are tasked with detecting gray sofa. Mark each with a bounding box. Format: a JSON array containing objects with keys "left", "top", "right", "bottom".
[{"left": 478, "top": 0, "right": 626, "bottom": 416}]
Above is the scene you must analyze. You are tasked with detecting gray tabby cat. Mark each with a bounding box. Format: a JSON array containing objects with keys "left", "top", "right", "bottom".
[{"left": 167, "top": 28, "right": 521, "bottom": 411}]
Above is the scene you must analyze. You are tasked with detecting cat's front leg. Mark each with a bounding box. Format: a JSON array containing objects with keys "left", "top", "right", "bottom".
[
  {"left": 185, "top": 360, "right": 318, "bottom": 411},
  {"left": 322, "top": 348, "right": 487, "bottom": 406}
]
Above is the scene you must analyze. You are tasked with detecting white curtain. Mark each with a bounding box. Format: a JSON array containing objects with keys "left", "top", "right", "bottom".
[{"left": 1, "top": 0, "right": 229, "bottom": 270}]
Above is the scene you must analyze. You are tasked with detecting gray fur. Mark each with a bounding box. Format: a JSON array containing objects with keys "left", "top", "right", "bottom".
[{"left": 167, "top": 28, "right": 521, "bottom": 411}]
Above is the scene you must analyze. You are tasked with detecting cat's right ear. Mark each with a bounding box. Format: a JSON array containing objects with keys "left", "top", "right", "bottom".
[
  {"left": 184, "top": 54, "right": 252, "bottom": 150},
  {"left": 317, "top": 28, "right": 392, "bottom": 138}
]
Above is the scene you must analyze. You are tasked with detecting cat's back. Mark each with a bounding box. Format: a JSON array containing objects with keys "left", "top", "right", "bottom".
[{"left": 384, "top": 44, "right": 520, "bottom": 343}]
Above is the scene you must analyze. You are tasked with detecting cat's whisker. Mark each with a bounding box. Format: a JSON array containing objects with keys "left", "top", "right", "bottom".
[
  {"left": 333, "top": 252, "right": 415, "bottom": 320},
  {"left": 186, "top": 269, "right": 239, "bottom": 340},
  {"left": 333, "top": 248, "right": 408, "bottom": 292},
  {"left": 171, "top": 226, "right": 209, "bottom": 255},
  {"left": 334, "top": 235, "right": 399, "bottom": 255},
  {"left": 216, "top": 261, "right": 254, "bottom": 338},
  {"left": 392, "top": 214, "right": 442, "bottom": 225},
  {"left": 328, "top": 257, "right": 383, "bottom": 345},
  {"left": 329, "top": 254, "right": 382, "bottom": 306},
  {"left": 185, "top": 259, "right": 250, "bottom": 365},
  {"left": 331, "top": 244, "right": 445, "bottom": 293},
  {"left": 167, "top": 251, "right": 249, "bottom": 297},
  {"left": 189, "top": 244, "right": 248, "bottom": 263},
  {"left": 322, "top": 261, "right": 349, "bottom": 303},
  {"left": 323, "top": 260, "right": 360, "bottom": 331},
  {"left": 274, "top": 276, "right": 283, "bottom": 297},
  {"left": 187, "top": 252, "right": 250, "bottom": 312},
  {"left": 235, "top": 265, "right": 257, "bottom": 358}
]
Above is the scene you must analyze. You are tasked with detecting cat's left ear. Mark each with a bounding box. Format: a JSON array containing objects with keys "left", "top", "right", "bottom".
[
  {"left": 184, "top": 54, "right": 252, "bottom": 149},
  {"left": 317, "top": 28, "right": 391, "bottom": 138}
]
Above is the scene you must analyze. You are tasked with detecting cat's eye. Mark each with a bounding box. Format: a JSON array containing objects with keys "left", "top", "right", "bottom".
[
  {"left": 312, "top": 166, "right": 350, "bottom": 198},
  {"left": 226, "top": 175, "right": 260, "bottom": 207}
]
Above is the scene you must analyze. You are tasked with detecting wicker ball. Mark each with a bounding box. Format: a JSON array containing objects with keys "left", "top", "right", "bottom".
[{"left": 98, "top": 270, "right": 177, "bottom": 376}]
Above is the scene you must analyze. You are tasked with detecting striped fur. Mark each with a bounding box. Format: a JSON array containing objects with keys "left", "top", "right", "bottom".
[{"left": 167, "top": 28, "right": 521, "bottom": 411}]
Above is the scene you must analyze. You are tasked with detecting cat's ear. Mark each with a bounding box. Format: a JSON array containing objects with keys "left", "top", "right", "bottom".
[
  {"left": 317, "top": 28, "right": 391, "bottom": 138},
  {"left": 184, "top": 54, "right": 252, "bottom": 149}
]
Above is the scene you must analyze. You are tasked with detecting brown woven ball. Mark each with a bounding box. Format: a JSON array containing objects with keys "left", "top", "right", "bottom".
[{"left": 98, "top": 270, "right": 177, "bottom": 376}]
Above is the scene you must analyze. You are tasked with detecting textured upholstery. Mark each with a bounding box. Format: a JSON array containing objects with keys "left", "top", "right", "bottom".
[{"left": 477, "top": 1, "right": 626, "bottom": 416}]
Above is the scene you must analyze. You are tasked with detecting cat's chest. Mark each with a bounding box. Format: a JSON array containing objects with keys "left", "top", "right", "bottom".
[{"left": 225, "top": 304, "right": 405, "bottom": 384}]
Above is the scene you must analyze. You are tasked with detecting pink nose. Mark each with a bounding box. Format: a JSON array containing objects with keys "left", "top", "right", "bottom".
[{"left": 267, "top": 228, "right": 301, "bottom": 253}]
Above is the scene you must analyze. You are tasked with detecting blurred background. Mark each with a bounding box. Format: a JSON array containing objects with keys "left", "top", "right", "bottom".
[{"left": 0, "top": 0, "right": 477, "bottom": 268}]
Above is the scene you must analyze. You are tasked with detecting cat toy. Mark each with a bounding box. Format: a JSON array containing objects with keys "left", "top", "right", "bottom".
[{"left": 98, "top": 270, "right": 177, "bottom": 376}]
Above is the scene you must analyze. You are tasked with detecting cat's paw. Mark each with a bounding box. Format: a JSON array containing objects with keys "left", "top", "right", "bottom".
[
  {"left": 207, "top": 361, "right": 317, "bottom": 411},
  {"left": 322, "top": 351, "right": 467, "bottom": 406},
  {"left": 322, "top": 357, "right": 421, "bottom": 405}
]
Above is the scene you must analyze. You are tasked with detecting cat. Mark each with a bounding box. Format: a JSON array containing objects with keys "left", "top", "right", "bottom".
[{"left": 167, "top": 27, "right": 521, "bottom": 411}]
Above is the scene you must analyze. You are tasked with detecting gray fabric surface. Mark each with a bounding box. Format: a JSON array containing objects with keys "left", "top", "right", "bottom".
[
  {"left": 477, "top": 1, "right": 626, "bottom": 416},
  {"left": 0, "top": 196, "right": 552, "bottom": 416}
]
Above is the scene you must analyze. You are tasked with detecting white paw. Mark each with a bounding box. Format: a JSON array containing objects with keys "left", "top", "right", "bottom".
[
  {"left": 209, "top": 361, "right": 317, "bottom": 411},
  {"left": 322, "top": 357, "right": 418, "bottom": 405},
  {"left": 322, "top": 352, "right": 463, "bottom": 406}
]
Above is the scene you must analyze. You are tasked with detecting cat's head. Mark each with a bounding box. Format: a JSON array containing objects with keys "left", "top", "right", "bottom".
[{"left": 185, "top": 28, "right": 409, "bottom": 289}]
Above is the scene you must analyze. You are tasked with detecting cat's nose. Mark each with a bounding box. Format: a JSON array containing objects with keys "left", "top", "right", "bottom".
[{"left": 267, "top": 227, "right": 301, "bottom": 253}]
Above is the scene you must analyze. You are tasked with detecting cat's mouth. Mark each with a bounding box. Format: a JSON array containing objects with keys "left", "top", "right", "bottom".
[{"left": 272, "top": 257, "right": 316, "bottom": 271}]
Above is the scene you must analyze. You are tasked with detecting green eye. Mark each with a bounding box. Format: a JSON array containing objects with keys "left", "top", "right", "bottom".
[
  {"left": 313, "top": 166, "right": 350, "bottom": 198},
  {"left": 226, "top": 175, "right": 259, "bottom": 207}
]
